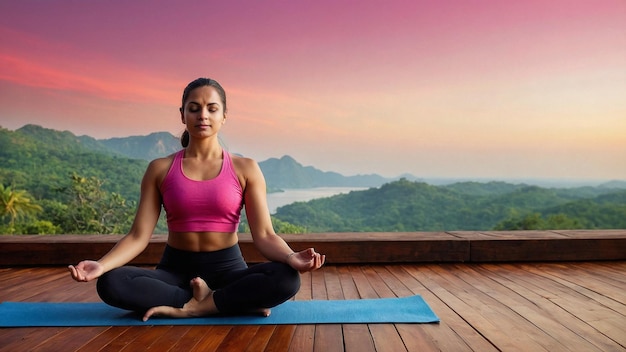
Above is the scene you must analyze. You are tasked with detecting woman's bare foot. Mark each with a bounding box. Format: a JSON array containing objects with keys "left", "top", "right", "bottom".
[
  {"left": 143, "top": 278, "right": 217, "bottom": 321},
  {"left": 190, "top": 277, "right": 212, "bottom": 301}
]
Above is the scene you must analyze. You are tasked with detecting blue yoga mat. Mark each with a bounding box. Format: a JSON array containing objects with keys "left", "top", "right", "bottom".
[{"left": 0, "top": 295, "right": 438, "bottom": 327}]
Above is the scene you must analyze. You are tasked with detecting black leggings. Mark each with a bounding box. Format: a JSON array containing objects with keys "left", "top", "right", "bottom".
[{"left": 96, "top": 244, "right": 301, "bottom": 314}]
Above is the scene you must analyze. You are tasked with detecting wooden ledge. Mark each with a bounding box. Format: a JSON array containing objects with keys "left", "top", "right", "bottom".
[{"left": 1, "top": 230, "right": 625, "bottom": 266}]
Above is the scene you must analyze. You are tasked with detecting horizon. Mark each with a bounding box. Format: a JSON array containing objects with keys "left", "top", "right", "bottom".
[
  {"left": 1, "top": 1, "right": 625, "bottom": 180},
  {"left": 4, "top": 123, "right": 623, "bottom": 187}
]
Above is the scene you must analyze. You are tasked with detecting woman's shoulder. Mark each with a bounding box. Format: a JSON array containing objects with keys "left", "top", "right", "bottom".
[
  {"left": 230, "top": 153, "right": 259, "bottom": 169},
  {"left": 145, "top": 152, "right": 178, "bottom": 178},
  {"left": 230, "top": 153, "right": 263, "bottom": 180}
]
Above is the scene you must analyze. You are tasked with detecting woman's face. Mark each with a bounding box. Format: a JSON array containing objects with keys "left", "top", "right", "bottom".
[{"left": 181, "top": 85, "right": 226, "bottom": 138}]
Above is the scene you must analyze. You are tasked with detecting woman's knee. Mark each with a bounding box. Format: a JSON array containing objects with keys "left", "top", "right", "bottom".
[
  {"left": 96, "top": 268, "right": 128, "bottom": 308},
  {"left": 273, "top": 262, "right": 301, "bottom": 298}
]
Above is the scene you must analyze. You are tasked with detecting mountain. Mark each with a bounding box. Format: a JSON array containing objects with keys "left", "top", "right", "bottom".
[
  {"left": 259, "top": 155, "right": 390, "bottom": 189},
  {"left": 3, "top": 125, "right": 625, "bottom": 233},
  {"left": 1, "top": 125, "right": 147, "bottom": 201},
  {"left": 3, "top": 125, "right": 393, "bottom": 192},
  {"left": 98, "top": 132, "right": 181, "bottom": 161}
]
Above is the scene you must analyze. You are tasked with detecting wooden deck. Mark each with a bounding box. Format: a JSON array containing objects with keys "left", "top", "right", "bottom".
[{"left": 1, "top": 231, "right": 625, "bottom": 351}]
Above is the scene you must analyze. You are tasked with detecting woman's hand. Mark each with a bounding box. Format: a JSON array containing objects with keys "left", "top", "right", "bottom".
[
  {"left": 287, "top": 248, "right": 325, "bottom": 272},
  {"left": 68, "top": 260, "right": 104, "bottom": 282}
]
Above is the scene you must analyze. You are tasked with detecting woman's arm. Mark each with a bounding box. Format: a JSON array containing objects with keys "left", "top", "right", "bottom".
[
  {"left": 239, "top": 157, "right": 325, "bottom": 271},
  {"left": 68, "top": 159, "right": 166, "bottom": 281}
]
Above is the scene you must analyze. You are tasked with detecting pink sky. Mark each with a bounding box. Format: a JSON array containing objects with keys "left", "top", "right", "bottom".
[{"left": 1, "top": 0, "right": 625, "bottom": 180}]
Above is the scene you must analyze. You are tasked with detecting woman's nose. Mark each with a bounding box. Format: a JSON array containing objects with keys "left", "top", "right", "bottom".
[{"left": 200, "top": 107, "right": 210, "bottom": 119}]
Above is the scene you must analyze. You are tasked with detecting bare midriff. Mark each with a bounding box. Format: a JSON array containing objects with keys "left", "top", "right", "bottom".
[{"left": 167, "top": 231, "right": 239, "bottom": 252}]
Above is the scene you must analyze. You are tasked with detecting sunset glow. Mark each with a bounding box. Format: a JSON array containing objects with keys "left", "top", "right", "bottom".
[{"left": 1, "top": 0, "right": 624, "bottom": 180}]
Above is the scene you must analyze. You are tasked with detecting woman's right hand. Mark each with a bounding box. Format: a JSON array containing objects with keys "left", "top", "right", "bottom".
[{"left": 68, "top": 260, "right": 104, "bottom": 282}]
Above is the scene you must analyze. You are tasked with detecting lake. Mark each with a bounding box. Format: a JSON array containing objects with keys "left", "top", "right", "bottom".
[{"left": 267, "top": 187, "right": 369, "bottom": 214}]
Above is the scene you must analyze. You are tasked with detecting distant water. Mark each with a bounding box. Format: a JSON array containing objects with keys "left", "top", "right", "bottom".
[{"left": 267, "top": 187, "right": 368, "bottom": 214}]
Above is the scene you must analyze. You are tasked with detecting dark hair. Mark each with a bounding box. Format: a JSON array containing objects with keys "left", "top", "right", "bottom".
[{"left": 180, "top": 78, "right": 227, "bottom": 147}]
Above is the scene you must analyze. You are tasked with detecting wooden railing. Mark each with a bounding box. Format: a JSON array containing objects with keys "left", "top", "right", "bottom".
[{"left": 1, "top": 230, "right": 625, "bottom": 266}]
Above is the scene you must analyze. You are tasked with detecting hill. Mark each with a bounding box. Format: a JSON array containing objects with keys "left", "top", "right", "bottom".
[
  {"left": 98, "top": 132, "right": 181, "bottom": 161},
  {"left": 273, "top": 178, "right": 626, "bottom": 232},
  {"left": 0, "top": 125, "right": 147, "bottom": 202},
  {"left": 259, "top": 155, "right": 390, "bottom": 189},
  {"left": 3, "top": 125, "right": 624, "bottom": 234},
  {"left": 1, "top": 125, "right": 393, "bottom": 199}
]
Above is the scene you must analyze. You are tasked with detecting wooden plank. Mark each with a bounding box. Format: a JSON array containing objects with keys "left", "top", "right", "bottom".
[
  {"left": 3, "top": 231, "right": 626, "bottom": 266},
  {"left": 515, "top": 263, "right": 626, "bottom": 347},
  {"left": 469, "top": 238, "right": 626, "bottom": 262},
  {"left": 336, "top": 266, "right": 376, "bottom": 352},
  {"left": 191, "top": 325, "right": 232, "bottom": 351},
  {"left": 99, "top": 325, "right": 153, "bottom": 351},
  {"left": 264, "top": 325, "right": 296, "bottom": 352},
  {"left": 0, "top": 231, "right": 471, "bottom": 265},
  {"left": 435, "top": 263, "right": 580, "bottom": 351},
  {"left": 343, "top": 325, "right": 376, "bottom": 352},
  {"left": 159, "top": 326, "right": 208, "bottom": 351},
  {"left": 0, "top": 327, "right": 69, "bottom": 352},
  {"left": 416, "top": 264, "right": 546, "bottom": 351},
  {"left": 395, "top": 265, "right": 498, "bottom": 352},
  {"left": 336, "top": 265, "right": 360, "bottom": 299},
  {"left": 242, "top": 232, "right": 470, "bottom": 263},
  {"left": 371, "top": 266, "right": 441, "bottom": 351},
  {"left": 347, "top": 266, "right": 411, "bottom": 352},
  {"left": 311, "top": 270, "right": 327, "bottom": 300},
  {"left": 361, "top": 265, "right": 395, "bottom": 298},
  {"left": 288, "top": 325, "right": 315, "bottom": 352},
  {"left": 540, "top": 262, "right": 626, "bottom": 306},
  {"left": 216, "top": 326, "right": 261, "bottom": 351},
  {"left": 314, "top": 325, "right": 344, "bottom": 352},
  {"left": 523, "top": 263, "right": 626, "bottom": 315},
  {"left": 149, "top": 326, "right": 197, "bottom": 351},
  {"left": 554, "top": 229, "right": 626, "bottom": 238},
  {"left": 370, "top": 324, "right": 408, "bottom": 352},
  {"left": 75, "top": 327, "right": 133, "bottom": 352},
  {"left": 245, "top": 325, "right": 277, "bottom": 352},
  {"left": 119, "top": 325, "right": 175, "bottom": 351},
  {"left": 455, "top": 263, "right": 603, "bottom": 351},
  {"left": 295, "top": 270, "right": 313, "bottom": 301},
  {"left": 323, "top": 266, "right": 344, "bottom": 300},
  {"left": 478, "top": 263, "right": 622, "bottom": 352},
  {"left": 395, "top": 324, "right": 440, "bottom": 352},
  {"left": 348, "top": 266, "right": 379, "bottom": 299},
  {"left": 28, "top": 327, "right": 109, "bottom": 352},
  {"left": 586, "top": 261, "right": 626, "bottom": 285}
]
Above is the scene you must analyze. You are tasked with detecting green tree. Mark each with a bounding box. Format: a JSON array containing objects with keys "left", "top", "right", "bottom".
[
  {"left": 493, "top": 213, "right": 583, "bottom": 230},
  {"left": 238, "top": 210, "right": 307, "bottom": 234},
  {"left": 16, "top": 220, "right": 61, "bottom": 235},
  {"left": 0, "top": 184, "right": 42, "bottom": 233},
  {"left": 271, "top": 217, "right": 307, "bottom": 234},
  {"left": 60, "top": 173, "right": 135, "bottom": 234}
]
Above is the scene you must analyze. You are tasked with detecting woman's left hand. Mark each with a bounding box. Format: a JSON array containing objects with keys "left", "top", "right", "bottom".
[{"left": 286, "top": 248, "right": 325, "bottom": 272}]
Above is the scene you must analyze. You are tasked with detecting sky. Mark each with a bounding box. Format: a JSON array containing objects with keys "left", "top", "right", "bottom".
[{"left": 1, "top": 0, "right": 625, "bottom": 181}]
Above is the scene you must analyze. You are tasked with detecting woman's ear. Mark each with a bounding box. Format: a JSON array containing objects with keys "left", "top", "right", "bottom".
[{"left": 180, "top": 107, "right": 185, "bottom": 124}]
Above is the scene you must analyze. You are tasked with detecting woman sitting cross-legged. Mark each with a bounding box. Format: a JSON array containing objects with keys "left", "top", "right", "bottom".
[{"left": 68, "top": 77, "right": 325, "bottom": 321}]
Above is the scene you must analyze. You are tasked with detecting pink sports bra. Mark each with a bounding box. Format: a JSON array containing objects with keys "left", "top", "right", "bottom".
[{"left": 160, "top": 149, "right": 243, "bottom": 233}]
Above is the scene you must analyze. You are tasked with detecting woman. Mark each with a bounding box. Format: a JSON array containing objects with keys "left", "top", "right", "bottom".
[{"left": 68, "top": 78, "right": 325, "bottom": 321}]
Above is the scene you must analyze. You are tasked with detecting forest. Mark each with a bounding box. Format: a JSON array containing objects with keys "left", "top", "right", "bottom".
[
  {"left": 1, "top": 125, "right": 625, "bottom": 235},
  {"left": 271, "top": 179, "right": 626, "bottom": 232}
]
